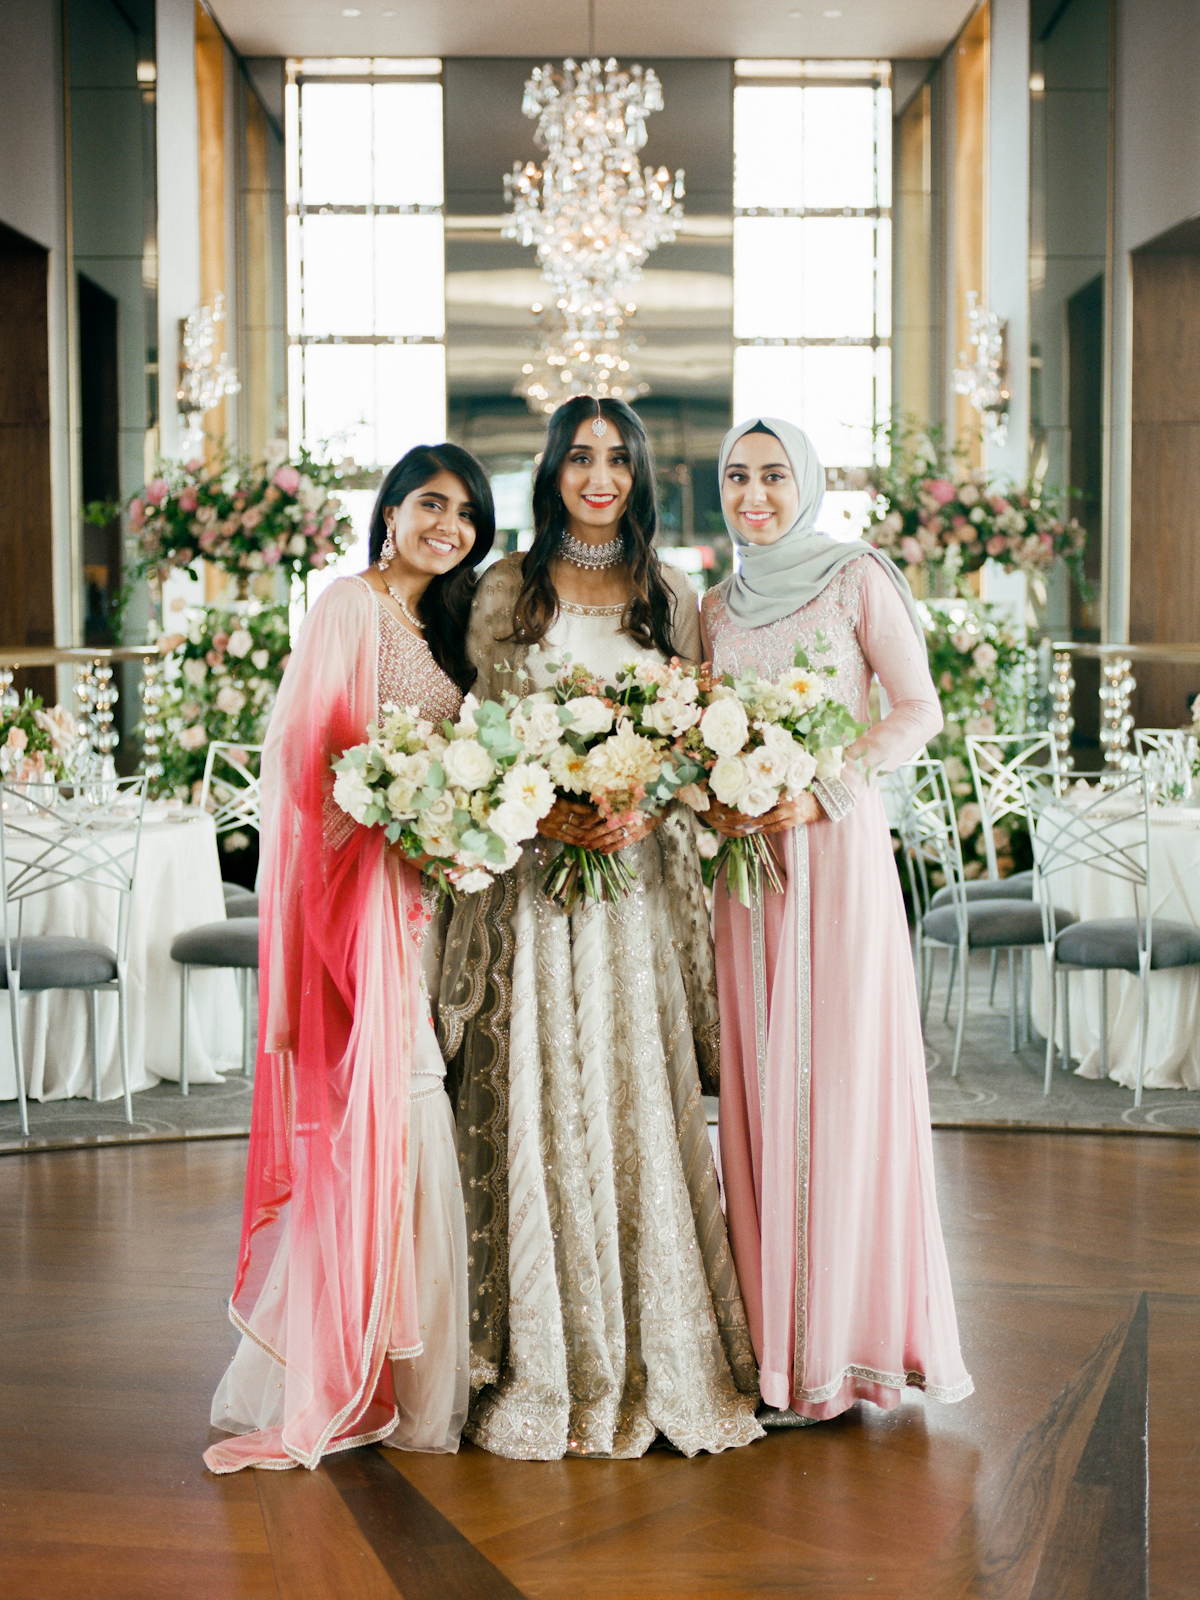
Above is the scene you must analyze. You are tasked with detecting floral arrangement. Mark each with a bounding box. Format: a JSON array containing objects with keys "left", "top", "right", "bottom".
[
  {"left": 865, "top": 422, "right": 1087, "bottom": 596},
  {"left": 0, "top": 694, "right": 78, "bottom": 784},
  {"left": 117, "top": 442, "right": 355, "bottom": 589},
  {"left": 332, "top": 697, "right": 556, "bottom": 896},
  {"left": 921, "top": 599, "right": 1031, "bottom": 879},
  {"left": 520, "top": 654, "right": 708, "bottom": 911},
  {"left": 676, "top": 648, "right": 866, "bottom": 905},
  {"left": 152, "top": 604, "right": 291, "bottom": 814}
]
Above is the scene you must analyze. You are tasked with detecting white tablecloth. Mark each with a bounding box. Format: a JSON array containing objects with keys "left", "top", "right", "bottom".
[
  {"left": 1031, "top": 806, "right": 1200, "bottom": 1091},
  {"left": 1, "top": 810, "right": 244, "bottom": 1101}
]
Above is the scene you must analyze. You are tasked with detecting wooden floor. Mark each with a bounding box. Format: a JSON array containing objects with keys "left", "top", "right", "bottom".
[{"left": 1, "top": 1132, "right": 1197, "bottom": 1599}]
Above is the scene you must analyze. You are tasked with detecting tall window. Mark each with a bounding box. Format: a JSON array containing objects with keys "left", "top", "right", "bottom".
[
  {"left": 285, "top": 58, "right": 446, "bottom": 470},
  {"left": 732, "top": 60, "right": 891, "bottom": 490}
]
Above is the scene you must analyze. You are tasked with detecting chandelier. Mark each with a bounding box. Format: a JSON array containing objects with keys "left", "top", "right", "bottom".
[
  {"left": 953, "top": 291, "right": 1009, "bottom": 447},
  {"left": 503, "top": 57, "right": 684, "bottom": 413},
  {"left": 177, "top": 291, "right": 240, "bottom": 459}
]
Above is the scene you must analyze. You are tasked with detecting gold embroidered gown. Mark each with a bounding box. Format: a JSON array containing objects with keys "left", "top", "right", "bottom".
[{"left": 438, "top": 554, "right": 762, "bottom": 1460}]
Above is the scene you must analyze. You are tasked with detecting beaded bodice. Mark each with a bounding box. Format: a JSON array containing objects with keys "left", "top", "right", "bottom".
[
  {"left": 355, "top": 577, "right": 464, "bottom": 725},
  {"left": 703, "top": 558, "right": 872, "bottom": 722}
]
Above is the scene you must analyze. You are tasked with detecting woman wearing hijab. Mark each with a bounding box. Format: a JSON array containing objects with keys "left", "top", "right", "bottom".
[
  {"left": 437, "top": 396, "right": 762, "bottom": 1460},
  {"left": 701, "top": 418, "right": 972, "bottom": 1424}
]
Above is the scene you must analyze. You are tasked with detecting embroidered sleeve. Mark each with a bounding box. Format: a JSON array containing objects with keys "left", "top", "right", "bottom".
[{"left": 813, "top": 776, "right": 855, "bottom": 823}]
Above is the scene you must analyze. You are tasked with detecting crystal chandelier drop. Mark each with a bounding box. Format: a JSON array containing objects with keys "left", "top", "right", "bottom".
[
  {"left": 953, "top": 291, "right": 1010, "bottom": 447},
  {"left": 177, "top": 291, "right": 240, "bottom": 459},
  {"left": 504, "top": 57, "right": 684, "bottom": 413}
]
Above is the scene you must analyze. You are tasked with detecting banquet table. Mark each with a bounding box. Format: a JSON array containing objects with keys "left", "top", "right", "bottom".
[
  {"left": 0, "top": 807, "right": 244, "bottom": 1102},
  {"left": 1031, "top": 804, "right": 1200, "bottom": 1092}
]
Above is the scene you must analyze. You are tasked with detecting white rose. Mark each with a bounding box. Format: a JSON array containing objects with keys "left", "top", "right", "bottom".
[
  {"left": 741, "top": 783, "right": 778, "bottom": 818},
  {"left": 454, "top": 694, "right": 480, "bottom": 734},
  {"left": 226, "top": 629, "right": 253, "bottom": 659},
  {"left": 385, "top": 774, "right": 420, "bottom": 816},
  {"left": 744, "top": 745, "right": 787, "bottom": 788},
  {"left": 498, "top": 762, "right": 556, "bottom": 818},
  {"left": 177, "top": 724, "right": 208, "bottom": 751},
  {"left": 250, "top": 649, "right": 270, "bottom": 671},
  {"left": 784, "top": 749, "right": 818, "bottom": 795},
  {"left": 216, "top": 687, "right": 246, "bottom": 715},
  {"left": 288, "top": 533, "right": 308, "bottom": 556},
  {"left": 560, "top": 696, "right": 613, "bottom": 739},
  {"left": 710, "top": 755, "right": 750, "bottom": 807},
  {"left": 440, "top": 737, "right": 496, "bottom": 792},
  {"left": 696, "top": 828, "right": 721, "bottom": 859},
  {"left": 488, "top": 798, "right": 539, "bottom": 845},
  {"left": 700, "top": 697, "right": 750, "bottom": 758},
  {"left": 332, "top": 767, "right": 373, "bottom": 822},
  {"left": 182, "top": 659, "right": 207, "bottom": 686},
  {"left": 512, "top": 701, "right": 565, "bottom": 756},
  {"left": 642, "top": 699, "right": 679, "bottom": 737},
  {"left": 675, "top": 782, "right": 710, "bottom": 813},
  {"left": 455, "top": 867, "right": 493, "bottom": 894},
  {"left": 813, "top": 746, "right": 843, "bottom": 782}
]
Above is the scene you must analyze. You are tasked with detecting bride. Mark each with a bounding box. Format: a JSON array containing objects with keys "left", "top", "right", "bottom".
[{"left": 438, "top": 395, "right": 762, "bottom": 1461}]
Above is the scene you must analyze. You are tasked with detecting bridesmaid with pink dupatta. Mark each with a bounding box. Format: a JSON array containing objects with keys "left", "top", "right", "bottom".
[
  {"left": 701, "top": 417, "right": 973, "bottom": 1424},
  {"left": 204, "top": 443, "right": 494, "bottom": 1472}
]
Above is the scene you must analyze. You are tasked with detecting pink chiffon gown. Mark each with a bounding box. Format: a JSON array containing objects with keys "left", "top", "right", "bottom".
[{"left": 703, "top": 554, "right": 973, "bottom": 1420}]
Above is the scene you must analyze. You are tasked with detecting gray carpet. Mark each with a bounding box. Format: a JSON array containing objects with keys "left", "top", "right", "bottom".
[{"left": 3, "top": 953, "right": 1197, "bottom": 1152}]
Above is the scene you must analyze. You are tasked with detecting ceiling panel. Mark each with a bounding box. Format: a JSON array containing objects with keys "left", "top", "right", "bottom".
[{"left": 207, "top": 0, "right": 975, "bottom": 62}]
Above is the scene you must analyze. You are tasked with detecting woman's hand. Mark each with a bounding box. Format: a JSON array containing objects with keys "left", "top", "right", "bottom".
[
  {"left": 706, "top": 792, "right": 824, "bottom": 838},
  {"left": 537, "top": 796, "right": 662, "bottom": 855}
]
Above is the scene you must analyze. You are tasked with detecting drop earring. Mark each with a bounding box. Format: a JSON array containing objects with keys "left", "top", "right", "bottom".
[{"left": 376, "top": 522, "right": 396, "bottom": 569}]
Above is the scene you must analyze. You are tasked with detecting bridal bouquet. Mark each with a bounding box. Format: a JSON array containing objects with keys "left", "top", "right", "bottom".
[
  {"left": 680, "top": 649, "right": 866, "bottom": 906},
  {"left": 331, "top": 696, "right": 555, "bottom": 895},
  {"left": 518, "top": 654, "right": 705, "bottom": 912}
]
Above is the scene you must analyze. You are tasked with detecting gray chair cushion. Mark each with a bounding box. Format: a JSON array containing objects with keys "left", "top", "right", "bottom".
[
  {"left": 930, "top": 870, "right": 1034, "bottom": 908},
  {"left": 222, "top": 881, "right": 249, "bottom": 905},
  {"left": 0, "top": 936, "right": 118, "bottom": 990},
  {"left": 171, "top": 918, "right": 260, "bottom": 969},
  {"left": 1055, "top": 917, "right": 1200, "bottom": 973},
  {"left": 923, "top": 898, "right": 1077, "bottom": 950},
  {"left": 223, "top": 890, "right": 259, "bottom": 918}
]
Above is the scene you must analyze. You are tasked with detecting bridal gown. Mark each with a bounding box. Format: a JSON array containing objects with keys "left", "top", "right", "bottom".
[
  {"left": 209, "top": 578, "right": 470, "bottom": 1458},
  {"left": 438, "top": 553, "right": 762, "bottom": 1461},
  {"left": 704, "top": 555, "right": 973, "bottom": 1420}
]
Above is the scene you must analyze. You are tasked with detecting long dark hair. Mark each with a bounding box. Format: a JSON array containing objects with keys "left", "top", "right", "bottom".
[
  {"left": 511, "top": 396, "right": 677, "bottom": 657},
  {"left": 368, "top": 443, "right": 496, "bottom": 692}
]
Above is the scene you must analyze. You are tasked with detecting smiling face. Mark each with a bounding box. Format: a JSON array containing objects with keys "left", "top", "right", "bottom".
[
  {"left": 383, "top": 469, "right": 478, "bottom": 579},
  {"left": 721, "top": 430, "right": 802, "bottom": 546},
  {"left": 557, "top": 419, "right": 634, "bottom": 542}
]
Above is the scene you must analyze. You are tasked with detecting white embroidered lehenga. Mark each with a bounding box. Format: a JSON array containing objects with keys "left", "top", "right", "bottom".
[{"left": 438, "top": 554, "right": 762, "bottom": 1461}]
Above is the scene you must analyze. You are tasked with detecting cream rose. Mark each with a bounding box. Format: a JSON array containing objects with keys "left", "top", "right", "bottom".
[
  {"left": 513, "top": 700, "right": 565, "bottom": 756},
  {"left": 675, "top": 782, "right": 710, "bottom": 813},
  {"left": 216, "top": 687, "right": 246, "bottom": 715},
  {"left": 561, "top": 696, "right": 613, "bottom": 739},
  {"left": 226, "top": 629, "right": 253, "bottom": 659},
  {"left": 333, "top": 766, "right": 373, "bottom": 822},
  {"left": 710, "top": 754, "right": 750, "bottom": 807},
  {"left": 488, "top": 798, "right": 539, "bottom": 845},
  {"left": 699, "top": 697, "right": 750, "bottom": 758},
  {"left": 813, "top": 745, "right": 844, "bottom": 782},
  {"left": 455, "top": 867, "right": 494, "bottom": 894},
  {"left": 182, "top": 658, "right": 207, "bottom": 687},
  {"left": 741, "top": 782, "right": 778, "bottom": 818},
  {"left": 440, "top": 737, "right": 496, "bottom": 792},
  {"left": 784, "top": 749, "right": 818, "bottom": 796}
]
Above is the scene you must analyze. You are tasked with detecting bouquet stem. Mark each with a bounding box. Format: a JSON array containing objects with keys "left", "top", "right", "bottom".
[
  {"left": 703, "top": 833, "right": 786, "bottom": 909},
  {"left": 541, "top": 843, "right": 637, "bottom": 914}
]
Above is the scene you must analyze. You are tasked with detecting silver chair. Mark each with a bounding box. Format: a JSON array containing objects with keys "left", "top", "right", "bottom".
[
  {"left": 201, "top": 741, "right": 262, "bottom": 915},
  {"left": 892, "top": 757, "right": 1076, "bottom": 1075},
  {"left": 170, "top": 917, "right": 259, "bottom": 1094},
  {"left": 1, "top": 778, "right": 148, "bottom": 1134},
  {"left": 1020, "top": 766, "right": 1200, "bottom": 1106}
]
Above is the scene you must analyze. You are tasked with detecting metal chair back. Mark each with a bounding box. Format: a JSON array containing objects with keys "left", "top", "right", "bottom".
[
  {"left": 888, "top": 757, "right": 969, "bottom": 932},
  {"left": 0, "top": 778, "right": 149, "bottom": 977},
  {"left": 1018, "top": 766, "right": 1152, "bottom": 957},
  {"left": 199, "top": 742, "right": 263, "bottom": 838},
  {"left": 965, "top": 731, "right": 1060, "bottom": 879}
]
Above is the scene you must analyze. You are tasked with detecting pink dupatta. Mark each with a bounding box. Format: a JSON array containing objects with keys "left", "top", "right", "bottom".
[{"left": 204, "top": 578, "right": 425, "bottom": 1473}]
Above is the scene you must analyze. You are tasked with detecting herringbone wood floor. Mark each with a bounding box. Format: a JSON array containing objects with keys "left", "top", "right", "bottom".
[{"left": 1, "top": 1132, "right": 1196, "bottom": 1599}]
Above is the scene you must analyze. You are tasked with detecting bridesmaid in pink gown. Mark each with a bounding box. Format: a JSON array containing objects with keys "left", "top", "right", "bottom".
[{"left": 701, "top": 417, "right": 972, "bottom": 1423}]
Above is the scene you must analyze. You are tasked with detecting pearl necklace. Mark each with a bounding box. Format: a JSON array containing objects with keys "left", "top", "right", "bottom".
[
  {"left": 380, "top": 574, "right": 424, "bottom": 633},
  {"left": 560, "top": 529, "right": 625, "bottom": 570}
]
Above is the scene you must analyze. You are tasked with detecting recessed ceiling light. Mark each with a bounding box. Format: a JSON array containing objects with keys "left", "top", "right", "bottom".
[
  {"left": 341, "top": 7, "right": 361, "bottom": 15},
  {"left": 823, "top": 7, "right": 842, "bottom": 15}
]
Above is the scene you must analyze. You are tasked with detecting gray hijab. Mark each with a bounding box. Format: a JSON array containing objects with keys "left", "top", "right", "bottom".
[{"left": 717, "top": 416, "right": 925, "bottom": 645}]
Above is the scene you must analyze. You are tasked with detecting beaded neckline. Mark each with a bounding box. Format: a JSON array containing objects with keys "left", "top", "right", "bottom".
[
  {"left": 558, "top": 599, "right": 627, "bottom": 616},
  {"left": 356, "top": 576, "right": 429, "bottom": 648}
]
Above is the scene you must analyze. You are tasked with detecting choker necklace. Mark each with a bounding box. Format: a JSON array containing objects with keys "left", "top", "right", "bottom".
[{"left": 560, "top": 529, "right": 624, "bottom": 570}]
